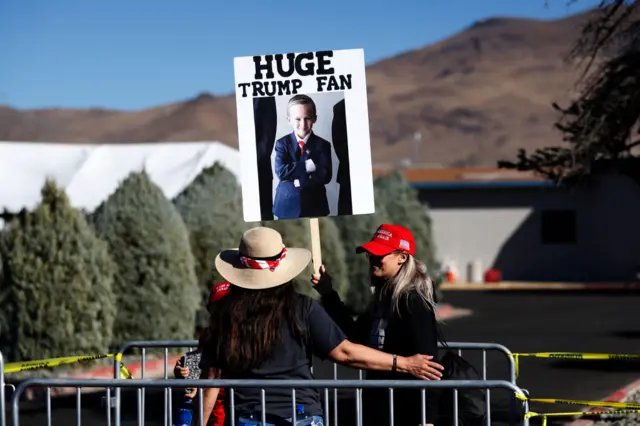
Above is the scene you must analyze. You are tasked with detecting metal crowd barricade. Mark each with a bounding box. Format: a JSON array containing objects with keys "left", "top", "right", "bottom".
[
  {"left": 113, "top": 340, "right": 198, "bottom": 426},
  {"left": 114, "top": 340, "right": 517, "bottom": 382},
  {"left": 1, "top": 350, "right": 6, "bottom": 426},
  {"left": 11, "top": 377, "right": 530, "bottom": 426},
  {"left": 439, "top": 342, "right": 518, "bottom": 426},
  {"left": 113, "top": 339, "right": 520, "bottom": 426}
]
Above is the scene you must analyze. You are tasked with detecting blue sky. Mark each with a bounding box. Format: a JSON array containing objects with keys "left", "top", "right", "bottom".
[{"left": 1, "top": 0, "right": 598, "bottom": 110}]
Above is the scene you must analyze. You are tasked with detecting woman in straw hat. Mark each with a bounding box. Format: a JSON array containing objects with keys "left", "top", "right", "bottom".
[
  {"left": 311, "top": 224, "right": 442, "bottom": 426},
  {"left": 198, "top": 226, "right": 443, "bottom": 426}
]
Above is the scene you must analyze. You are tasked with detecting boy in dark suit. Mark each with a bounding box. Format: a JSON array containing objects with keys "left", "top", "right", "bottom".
[{"left": 273, "top": 94, "right": 333, "bottom": 219}]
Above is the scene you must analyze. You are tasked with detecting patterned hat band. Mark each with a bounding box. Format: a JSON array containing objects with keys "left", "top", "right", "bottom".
[{"left": 239, "top": 245, "right": 288, "bottom": 272}]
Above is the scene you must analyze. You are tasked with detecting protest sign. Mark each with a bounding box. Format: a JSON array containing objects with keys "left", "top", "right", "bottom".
[
  {"left": 233, "top": 49, "right": 376, "bottom": 273},
  {"left": 234, "top": 49, "right": 375, "bottom": 223}
]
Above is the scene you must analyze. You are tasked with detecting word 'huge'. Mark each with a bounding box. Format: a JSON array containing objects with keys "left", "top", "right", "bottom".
[
  {"left": 252, "top": 52, "right": 335, "bottom": 80},
  {"left": 236, "top": 51, "right": 353, "bottom": 98}
]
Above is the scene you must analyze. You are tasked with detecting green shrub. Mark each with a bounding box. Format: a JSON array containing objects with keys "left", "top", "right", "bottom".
[
  {"left": 173, "top": 163, "right": 254, "bottom": 327},
  {"left": 0, "top": 180, "right": 116, "bottom": 361},
  {"left": 265, "top": 218, "right": 348, "bottom": 299},
  {"left": 92, "top": 171, "right": 200, "bottom": 345}
]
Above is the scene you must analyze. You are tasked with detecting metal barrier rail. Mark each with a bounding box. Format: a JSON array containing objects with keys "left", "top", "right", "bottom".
[
  {"left": 443, "top": 342, "right": 516, "bottom": 383},
  {"left": 113, "top": 340, "right": 518, "bottom": 426},
  {"left": 113, "top": 340, "right": 516, "bottom": 381},
  {"left": 1, "top": 351, "right": 6, "bottom": 426},
  {"left": 440, "top": 341, "right": 518, "bottom": 426},
  {"left": 113, "top": 340, "right": 199, "bottom": 426},
  {"left": 10, "top": 378, "right": 530, "bottom": 426}
]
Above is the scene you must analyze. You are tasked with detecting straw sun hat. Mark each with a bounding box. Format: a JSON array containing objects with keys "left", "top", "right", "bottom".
[{"left": 214, "top": 227, "right": 311, "bottom": 290}]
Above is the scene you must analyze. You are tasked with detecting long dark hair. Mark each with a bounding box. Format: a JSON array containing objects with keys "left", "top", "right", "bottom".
[{"left": 204, "top": 281, "right": 306, "bottom": 371}]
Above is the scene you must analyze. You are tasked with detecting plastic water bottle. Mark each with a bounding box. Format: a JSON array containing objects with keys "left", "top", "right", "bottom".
[
  {"left": 173, "top": 398, "right": 193, "bottom": 426},
  {"left": 238, "top": 405, "right": 260, "bottom": 426},
  {"left": 238, "top": 414, "right": 259, "bottom": 425},
  {"left": 295, "top": 405, "right": 314, "bottom": 426}
]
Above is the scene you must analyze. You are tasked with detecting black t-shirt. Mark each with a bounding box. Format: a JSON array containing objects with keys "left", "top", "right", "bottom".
[{"left": 200, "top": 294, "right": 346, "bottom": 421}]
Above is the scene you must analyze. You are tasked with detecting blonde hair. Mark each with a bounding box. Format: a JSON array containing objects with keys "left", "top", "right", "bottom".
[
  {"left": 287, "top": 94, "right": 317, "bottom": 117},
  {"left": 378, "top": 253, "right": 437, "bottom": 317}
]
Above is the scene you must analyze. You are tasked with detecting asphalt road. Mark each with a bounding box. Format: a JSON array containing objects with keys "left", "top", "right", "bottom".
[{"left": 6, "top": 291, "right": 640, "bottom": 426}]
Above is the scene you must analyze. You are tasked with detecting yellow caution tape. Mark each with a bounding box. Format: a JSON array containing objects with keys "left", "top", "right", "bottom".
[
  {"left": 510, "top": 352, "right": 640, "bottom": 378},
  {"left": 513, "top": 392, "right": 640, "bottom": 409},
  {"left": 113, "top": 352, "right": 134, "bottom": 379},
  {"left": 528, "top": 398, "right": 640, "bottom": 409},
  {"left": 525, "top": 409, "right": 640, "bottom": 426},
  {"left": 3, "top": 354, "right": 113, "bottom": 373},
  {"left": 119, "top": 362, "right": 134, "bottom": 380},
  {"left": 3, "top": 353, "right": 134, "bottom": 379}
]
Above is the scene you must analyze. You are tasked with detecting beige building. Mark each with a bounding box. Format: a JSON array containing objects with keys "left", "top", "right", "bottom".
[{"left": 384, "top": 167, "right": 640, "bottom": 283}]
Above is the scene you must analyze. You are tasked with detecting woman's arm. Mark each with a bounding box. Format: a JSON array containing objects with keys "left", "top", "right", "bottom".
[
  {"left": 305, "top": 298, "right": 443, "bottom": 380},
  {"left": 197, "top": 367, "right": 220, "bottom": 426},
  {"left": 328, "top": 340, "right": 443, "bottom": 380},
  {"left": 311, "top": 265, "right": 364, "bottom": 339}
]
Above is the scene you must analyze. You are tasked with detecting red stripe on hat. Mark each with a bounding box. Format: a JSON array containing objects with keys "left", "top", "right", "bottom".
[{"left": 238, "top": 245, "right": 287, "bottom": 271}]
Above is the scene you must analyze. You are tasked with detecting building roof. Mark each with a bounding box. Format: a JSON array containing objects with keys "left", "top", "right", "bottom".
[{"left": 373, "top": 166, "right": 554, "bottom": 189}]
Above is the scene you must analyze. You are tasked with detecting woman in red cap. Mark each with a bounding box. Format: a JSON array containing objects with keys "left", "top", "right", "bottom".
[{"left": 311, "top": 224, "right": 441, "bottom": 426}]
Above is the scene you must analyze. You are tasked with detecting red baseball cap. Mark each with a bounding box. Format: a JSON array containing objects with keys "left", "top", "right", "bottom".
[
  {"left": 208, "top": 280, "right": 231, "bottom": 304},
  {"left": 356, "top": 224, "right": 416, "bottom": 257}
]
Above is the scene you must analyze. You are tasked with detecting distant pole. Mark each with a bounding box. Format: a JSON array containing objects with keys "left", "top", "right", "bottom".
[{"left": 412, "top": 132, "right": 422, "bottom": 160}]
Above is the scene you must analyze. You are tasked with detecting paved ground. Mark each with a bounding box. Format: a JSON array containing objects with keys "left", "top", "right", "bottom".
[
  {"left": 438, "top": 291, "right": 640, "bottom": 425},
  {"left": 7, "top": 291, "right": 640, "bottom": 426}
]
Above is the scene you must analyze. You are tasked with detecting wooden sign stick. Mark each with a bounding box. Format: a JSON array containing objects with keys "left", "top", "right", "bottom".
[{"left": 309, "top": 218, "right": 322, "bottom": 275}]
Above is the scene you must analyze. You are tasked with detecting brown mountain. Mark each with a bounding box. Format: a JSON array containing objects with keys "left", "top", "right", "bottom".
[{"left": 0, "top": 10, "right": 596, "bottom": 167}]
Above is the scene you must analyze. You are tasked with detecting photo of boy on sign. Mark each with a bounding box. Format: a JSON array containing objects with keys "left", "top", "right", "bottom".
[
  {"left": 234, "top": 48, "right": 375, "bottom": 222},
  {"left": 272, "top": 94, "right": 333, "bottom": 219}
]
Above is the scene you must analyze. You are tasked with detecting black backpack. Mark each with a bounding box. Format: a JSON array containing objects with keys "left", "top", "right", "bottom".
[{"left": 435, "top": 325, "right": 487, "bottom": 426}]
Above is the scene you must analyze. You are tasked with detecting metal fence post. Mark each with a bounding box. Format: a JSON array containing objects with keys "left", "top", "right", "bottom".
[
  {"left": 438, "top": 342, "right": 518, "bottom": 426},
  {"left": 113, "top": 340, "right": 199, "bottom": 426},
  {"left": 438, "top": 342, "right": 516, "bottom": 383},
  {"left": 0, "top": 351, "right": 5, "bottom": 426}
]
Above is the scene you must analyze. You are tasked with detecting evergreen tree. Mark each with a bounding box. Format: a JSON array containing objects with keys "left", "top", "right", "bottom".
[
  {"left": 318, "top": 218, "right": 348, "bottom": 300},
  {"left": 0, "top": 180, "right": 116, "bottom": 361},
  {"left": 374, "top": 171, "right": 439, "bottom": 275},
  {"left": 173, "top": 163, "right": 255, "bottom": 327},
  {"left": 266, "top": 218, "right": 348, "bottom": 299},
  {"left": 267, "top": 219, "right": 312, "bottom": 296},
  {"left": 332, "top": 200, "right": 392, "bottom": 314},
  {"left": 0, "top": 251, "right": 8, "bottom": 355},
  {"left": 92, "top": 171, "right": 200, "bottom": 344}
]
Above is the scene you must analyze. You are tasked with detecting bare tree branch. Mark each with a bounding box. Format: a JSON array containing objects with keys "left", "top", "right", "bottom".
[{"left": 499, "top": 1, "right": 640, "bottom": 185}]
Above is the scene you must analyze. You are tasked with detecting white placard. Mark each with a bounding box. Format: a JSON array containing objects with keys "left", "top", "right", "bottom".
[{"left": 233, "top": 49, "right": 375, "bottom": 222}]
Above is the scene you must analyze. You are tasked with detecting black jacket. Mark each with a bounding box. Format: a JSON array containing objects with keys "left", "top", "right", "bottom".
[{"left": 314, "top": 280, "right": 439, "bottom": 425}]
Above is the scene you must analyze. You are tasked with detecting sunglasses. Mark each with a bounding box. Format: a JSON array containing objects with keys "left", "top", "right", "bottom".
[{"left": 365, "top": 251, "right": 404, "bottom": 262}]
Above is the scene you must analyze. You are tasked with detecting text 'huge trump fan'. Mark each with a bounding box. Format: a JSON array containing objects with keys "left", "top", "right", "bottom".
[{"left": 237, "top": 51, "right": 353, "bottom": 98}]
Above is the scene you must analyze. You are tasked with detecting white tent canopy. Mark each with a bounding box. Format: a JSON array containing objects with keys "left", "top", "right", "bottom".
[{"left": 0, "top": 141, "right": 240, "bottom": 213}]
